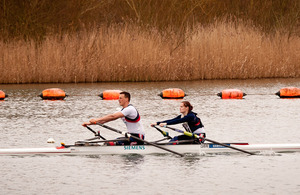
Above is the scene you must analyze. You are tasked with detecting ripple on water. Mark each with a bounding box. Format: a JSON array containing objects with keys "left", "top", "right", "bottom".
[{"left": 0, "top": 79, "right": 300, "bottom": 194}]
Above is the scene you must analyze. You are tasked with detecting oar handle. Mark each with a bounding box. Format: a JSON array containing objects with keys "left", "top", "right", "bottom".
[
  {"left": 86, "top": 126, "right": 97, "bottom": 134},
  {"left": 98, "top": 123, "right": 125, "bottom": 135},
  {"left": 86, "top": 126, "right": 106, "bottom": 140}
]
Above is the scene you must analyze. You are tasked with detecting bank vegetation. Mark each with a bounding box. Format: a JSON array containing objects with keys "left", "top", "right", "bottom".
[{"left": 0, "top": 0, "right": 299, "bottom": 83}]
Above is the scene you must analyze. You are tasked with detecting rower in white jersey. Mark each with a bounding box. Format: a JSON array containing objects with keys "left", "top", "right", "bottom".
[{"left": 82, "top": 91, "right": 145, "bottom": 145}]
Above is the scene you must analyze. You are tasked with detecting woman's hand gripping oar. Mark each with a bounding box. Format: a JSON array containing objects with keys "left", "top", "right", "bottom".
[
  {"left": 165, "top": 126, "right": 256, "bottom": 155},
  {"left": 97, "top": 123, "right": 184, "bottom": 157}
]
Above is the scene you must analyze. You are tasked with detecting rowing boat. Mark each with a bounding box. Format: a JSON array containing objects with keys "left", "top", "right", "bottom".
[
  {"left": 1, "top": 142, "right": 300, "bottom": 156},
  {"left": 1, "top": 125, "right": 299, "bottom": 156}
]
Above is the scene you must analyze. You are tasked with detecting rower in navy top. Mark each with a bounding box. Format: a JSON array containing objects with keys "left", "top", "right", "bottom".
[{"left": 151, "top": 101, "right": 205, "bottom": 144}]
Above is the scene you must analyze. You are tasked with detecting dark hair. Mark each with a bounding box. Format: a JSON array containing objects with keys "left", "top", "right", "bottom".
[
  {"left": 120, "top": 91, "right": 131, "bottom": 101},
  {"left": 181, "top": 101, "right": 193, "bottom": 112}
]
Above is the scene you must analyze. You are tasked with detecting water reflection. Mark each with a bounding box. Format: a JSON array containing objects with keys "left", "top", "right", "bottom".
[{"left": 121, "top": 154, "right": 145, "bottom": 169}]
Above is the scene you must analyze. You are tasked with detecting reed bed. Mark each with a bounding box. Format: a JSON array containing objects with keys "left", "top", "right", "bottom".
[
  {"left": 1, "top": 0, "right": 299, "bottom": 83},
  {"left": 1, "top": 0, "right": 299, "bottom": 41},
  {"left": 1, "top": 21, "right": 299, "bottom": 83}
]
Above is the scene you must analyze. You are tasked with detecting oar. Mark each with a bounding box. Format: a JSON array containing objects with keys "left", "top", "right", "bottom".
[
  {"left": 153, "top": 126, "right": 172, "bottom": 139},
  {"left": 165, "top": 126, "right": 255, "bottom": 155},
  {"left": 79, "top": 138, "right": 129, "bottom": 144},
  {"left": 85, "top": 126, "right": 106, "bottom": 140},
  {"left": 96, "top": 123, "right": 184, "bottom": 157}
]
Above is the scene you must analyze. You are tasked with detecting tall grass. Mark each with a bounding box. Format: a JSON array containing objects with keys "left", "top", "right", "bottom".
[
  {"left": 1, "top": 21, "right": 299, "bottom": 83},
  {"left": 0, "top": 0, "right": 299, "bottom": 83},
  {"left": 1, "top": 0, "right": 299, "bottom": 41}
]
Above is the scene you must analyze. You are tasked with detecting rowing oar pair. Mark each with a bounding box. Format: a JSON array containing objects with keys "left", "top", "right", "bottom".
[{"left": 86, "top": 124, "right": 255, "bottom": 156}]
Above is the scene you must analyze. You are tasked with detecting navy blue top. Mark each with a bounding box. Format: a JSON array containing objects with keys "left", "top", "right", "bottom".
[{"left": 157, "top": 112, "right": 204, "bottom": 132}]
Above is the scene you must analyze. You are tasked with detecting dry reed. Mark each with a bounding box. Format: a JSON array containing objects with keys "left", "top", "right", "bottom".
[{"left": 0, "top": 21, "right": 299, "bottom": 83}]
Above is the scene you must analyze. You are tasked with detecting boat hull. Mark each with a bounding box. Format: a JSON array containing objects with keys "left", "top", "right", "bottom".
[{"left": 1, "top": 143, "right": 300, "bottom": 156}]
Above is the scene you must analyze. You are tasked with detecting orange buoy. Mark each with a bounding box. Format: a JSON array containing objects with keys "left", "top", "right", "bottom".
[
  {"left": 275, "top": 87, "right": 300, "bottom": 98},
  {"left": 159, "top": 88, "right": 186, "bottom": 99},
  {"left": 0, "top": 90, "right": 7, "bottom": 100},
  {"left": 217, "top": 89, "right": 246, "bottom": 99},
  {"left": 99, "top": 90, "right": 122, "bottom": 100},
  {"left": 40, "top": 88, "right": 67, "bottom": 100}
]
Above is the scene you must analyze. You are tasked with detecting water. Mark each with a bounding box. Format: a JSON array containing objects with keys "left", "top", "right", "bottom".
[{"left": 0, "top": 78, "right": 300, "bottom": 195}]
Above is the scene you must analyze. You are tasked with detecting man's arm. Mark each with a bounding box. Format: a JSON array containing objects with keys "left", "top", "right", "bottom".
[{"left": 82, "top": 112, "right": 124, "bottom": 126}]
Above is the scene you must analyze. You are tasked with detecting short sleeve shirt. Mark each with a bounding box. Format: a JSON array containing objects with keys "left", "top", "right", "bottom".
[{"left": 121, "top": 105, "right": 145, "bottom": 135}]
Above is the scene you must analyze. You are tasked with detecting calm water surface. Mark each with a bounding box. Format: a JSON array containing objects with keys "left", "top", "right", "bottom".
[{"left": 0, "top": 78, "right": 299, "bottom": 195}]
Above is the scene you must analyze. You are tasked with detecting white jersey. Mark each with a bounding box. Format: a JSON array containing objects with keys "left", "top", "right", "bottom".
[{"left": 120, "top": 105, "right": 145, "bottom": 135}]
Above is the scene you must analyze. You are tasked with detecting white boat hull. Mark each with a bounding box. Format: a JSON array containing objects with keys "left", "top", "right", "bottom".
[{"left": 1, "top": 143, "right": 300, "bottom": 156}]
